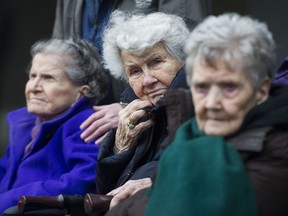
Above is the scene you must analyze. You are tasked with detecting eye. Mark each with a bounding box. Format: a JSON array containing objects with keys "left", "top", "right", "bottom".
[
  {"left": 150, "top": 58, "right": 163, "bottom": 68},
  {"left": 129, "top": 68, "right": 142, "bottom": 76},
  {"left": 29, "top": 73, "right": 36, "bottom": 79},
  {"left": 221, "top": 83, "right": 239, "bottom": 97},
  {"left": 194, "top": 83, "right": 209, "bottom": 94},
  {"left": 43, "top": 75, "right": 54, "bottom": 79},
  {"left": 153, "top": 58, "right": 162, "bottom": 64}
]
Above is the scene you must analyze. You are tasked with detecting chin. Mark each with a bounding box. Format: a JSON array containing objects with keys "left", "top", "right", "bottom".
[
  {"left": 27, "top": 107, "right": 43, "bottom": 115},
  {"left": 151, "top": 97, "right": 163, "bottom": 106},
  {"left": 204, "top": 126, "right": 237, "bottom": 137}
]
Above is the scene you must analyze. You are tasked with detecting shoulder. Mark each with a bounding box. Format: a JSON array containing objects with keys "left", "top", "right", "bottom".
[
  {"left": 7, "top": 107, "right": 36, "bottom": 125},
  {"left": 265, "top": 125, "right": 288, "bottom": 156},
  {"left": 51, "top": 98, "right": 94, "bottom": 134}
]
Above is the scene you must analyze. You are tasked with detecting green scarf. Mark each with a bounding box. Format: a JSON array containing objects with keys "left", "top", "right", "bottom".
[{"left": 145, "top": 118, "right": 258, "bottom": 216}]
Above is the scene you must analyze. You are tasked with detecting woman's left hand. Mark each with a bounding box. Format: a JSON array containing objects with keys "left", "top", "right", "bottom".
[{"left": 114, "top": 99, "right": 155, "bottom": 153}]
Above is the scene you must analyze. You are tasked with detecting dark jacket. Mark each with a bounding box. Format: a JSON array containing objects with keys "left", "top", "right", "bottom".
[
  {"left": 96, "top": 68, "right": 189, "bottom": 195},
  {"left": 105, "top": 85, "right": 288, "bottom": 216}
]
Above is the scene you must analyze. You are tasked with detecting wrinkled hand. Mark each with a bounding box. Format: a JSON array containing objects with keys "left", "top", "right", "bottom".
[
  {"left": 107, "top": 178, "right": 152, "bottom": 210},
  {"left": 80, "top": 103, "right": 123, "bottom": 144},
  {"left": 114, "top": 99, "right": 155, "bottom": 153}
]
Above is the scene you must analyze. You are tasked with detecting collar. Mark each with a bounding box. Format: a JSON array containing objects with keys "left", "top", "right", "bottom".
[{"left": 226, "top": 127, "right": 271, "bottom": 152}]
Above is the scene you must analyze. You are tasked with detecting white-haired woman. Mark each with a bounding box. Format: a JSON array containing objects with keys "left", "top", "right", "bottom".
[
  {"left": 95, "top": 11, "right": 190, "bottom": 209},
  {"left": 0, "top": 38, "right": 107, "bottom": 213}
]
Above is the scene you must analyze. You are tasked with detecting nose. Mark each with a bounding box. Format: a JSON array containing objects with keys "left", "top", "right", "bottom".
[
  {"left": 142, "top": 69, "right": 158, "bottom": 86},
  {"left": 205, "top": 86, "right": 222, "bottom": 109},
  {"left": 29, "top": 77, "right": 42, "bottom": 92}
]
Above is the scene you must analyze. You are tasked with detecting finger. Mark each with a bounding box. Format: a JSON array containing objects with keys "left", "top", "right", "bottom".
[
  {"left": 80, "top": 120, "right": 103, "bottom": 140},
  {"left": 80, "top": 111, "right": 105, "bottom": 129},
  {"left": 130, "top": 119, "right": 155, "bottom": 134},
  {"left": 95, "top": 132, "right": 108, "bottom": 145},
  {"left": 107, "top": 186, "right": 122, "bottom": 196},
  {"left": 129, "top": 109, "right": 151, "bottom": 124},
  {"left": 109, "top": 190, "right": 131, "bottom": 210},
  {"left": 92, "top": 105, "right": 106, "bottom": 112},
  {"left": 129, "top": 99, "right": 152, "bottom": 108},
  {"left": 109, "top": 197, "right": 119, "bottom": 210},
  {"left": 93, "top": 103, "right": 122, "bottom": 112},
  {"left": 82, "top": 121, "right": 111, "bottom": 143}
]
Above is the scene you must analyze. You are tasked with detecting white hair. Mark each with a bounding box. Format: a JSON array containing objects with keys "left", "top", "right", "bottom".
[
  {"left": 30, "top": 38, "right": 107, "bottom": 101},
  {"left": 103, "top": 10, "right": 189, "bottom": 81},
  {"left": 185, "top": 13, "right": 276, "bottom": 89}
]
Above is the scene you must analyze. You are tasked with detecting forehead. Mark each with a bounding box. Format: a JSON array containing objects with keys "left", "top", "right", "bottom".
[
  {"left": 121, "top": 43, "right": 169, "bottom": 64},
  {"left": 30, "top": 53, "right": 67, "bottom": 75},
  {"left": 191, "top": 59, "right": 246, "bottom": 83}
]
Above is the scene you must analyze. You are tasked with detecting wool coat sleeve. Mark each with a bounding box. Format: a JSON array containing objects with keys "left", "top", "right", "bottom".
[{"left": 96, "top": 128, "right": 136, "bottom": 194}]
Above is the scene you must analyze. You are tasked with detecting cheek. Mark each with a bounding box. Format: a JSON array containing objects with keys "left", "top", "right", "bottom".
[
  {"left": 192, "top": 96, "right": 205, "bottom": 116},
  {"left": 25, "top": 83, "right": 31, "bottom": 100},
  {"left": 224, "top": 98, "right": 253, "bottom": 119},
  {"left": 156, "top": 69, "right": 176, "bottom": 86},
  {"left": 25, "top": 82, "right": 31, "bottom": 93},
  {"left": 129, "top": 80, "right": 143, "bottom": 98}
]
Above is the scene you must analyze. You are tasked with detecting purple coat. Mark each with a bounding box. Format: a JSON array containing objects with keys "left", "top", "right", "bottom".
[
  {"left": 0, "top": 97, "right": 99, "bottom": 213},
  {"left": 274, "top": 56, "right": 288, "bottom": 85}
]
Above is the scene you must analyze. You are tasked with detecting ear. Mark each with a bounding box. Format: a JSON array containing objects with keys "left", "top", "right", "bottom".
[
  {"left": 79, "top": 85, "right": 91, "bottom": 97},
  {"left": 256, "top": 78, "right": 271, "bottom": 105}
]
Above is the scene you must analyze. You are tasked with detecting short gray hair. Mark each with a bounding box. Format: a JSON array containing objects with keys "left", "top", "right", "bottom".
[
  {"left": 30, "top": 38, "right": 107, "bottom": 101},
  {"left": 103, "top": 10, "right": 189, "bottom": 81},
  {"left": 185, "top": 13, "right": 276, "bottom": 89}
]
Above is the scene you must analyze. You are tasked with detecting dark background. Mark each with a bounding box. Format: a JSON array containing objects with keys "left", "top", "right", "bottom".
[{"left": 0, "top": 0, "right": 288, "bottom": 155}]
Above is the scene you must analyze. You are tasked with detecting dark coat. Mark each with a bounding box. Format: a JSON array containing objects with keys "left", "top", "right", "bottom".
[
  {"left": 96, "top": 68, "right": 189, "bottom": 195},
  {"left": 105, "top": 85, "right": 288, "bottom": 216}
]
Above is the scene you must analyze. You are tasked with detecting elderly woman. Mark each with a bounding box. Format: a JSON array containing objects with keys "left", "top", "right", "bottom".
[
  {"left": 143, "top": 13, "right": 288, "bottom": 216},
  {"left": 105, "top": 13, "right": 288, "bottom": 216},
  {"left": 95, "top": 10, "right": 190, "bottom": 208},
  {"left": 0, "top": 38, "right": 107, "bottom": 213}
]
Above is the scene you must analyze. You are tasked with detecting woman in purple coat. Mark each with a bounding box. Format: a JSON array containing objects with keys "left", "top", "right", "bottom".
[{"left": 0, "top": 38, "right": 107, "bottom": 213}]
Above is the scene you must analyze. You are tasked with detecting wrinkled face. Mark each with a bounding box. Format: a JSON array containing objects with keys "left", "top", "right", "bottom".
[
  {"left": 25, "top": 53, "right": 83, "bottom": 121},
  {"left": 121, "top": 43, "right": 183, "bottom": 106},
  {"left": 191, "top": 60, "right": 269, "bottom": 136}
]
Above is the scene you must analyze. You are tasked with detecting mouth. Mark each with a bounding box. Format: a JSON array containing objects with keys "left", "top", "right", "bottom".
[
  {"left": 29, "top": 97, "right": 47, "bottom": 103},
  {"left": 147, "top": 88, "right": 166, "bottom": 98}
]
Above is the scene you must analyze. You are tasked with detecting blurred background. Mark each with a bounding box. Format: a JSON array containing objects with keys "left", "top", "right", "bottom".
[{"left": 0, "top": 0, "right": 288, "bottom": 156}]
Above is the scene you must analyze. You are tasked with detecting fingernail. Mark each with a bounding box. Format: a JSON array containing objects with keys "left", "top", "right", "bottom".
[{"left": 80, "top": 133, "right": 84, "bottom": 139}]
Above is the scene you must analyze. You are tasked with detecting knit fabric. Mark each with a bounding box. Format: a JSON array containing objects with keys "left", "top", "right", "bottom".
[{"left": 145, "top": 118, "right": 258, "bottom": 216}]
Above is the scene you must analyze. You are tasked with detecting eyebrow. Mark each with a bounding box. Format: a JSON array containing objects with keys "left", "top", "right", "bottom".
[{"left": 30, "top": 66, "right": 62, "bottom": 73}]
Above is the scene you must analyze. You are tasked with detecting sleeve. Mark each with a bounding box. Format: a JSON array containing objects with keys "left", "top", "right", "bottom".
[
  {"left": 0, "top": 146, "right": 10, "bottom": 182},
  {"left": 52, "top": 0, "right": 83, "bottom": 38},
  {"left": 96, "top": 128, "right": 136, "bottom": 194},
  {"left": 129, "top": 161, "right": 158, "bottom": 181},
  {"left": 0, "top": 127, "right": 100, "bottom": 214},
  {"left": 157, "top": 0, "right": 212, "bottom": 29},
  {"left": 51, "top": 0, "right": 64, "bottom": 38}
]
